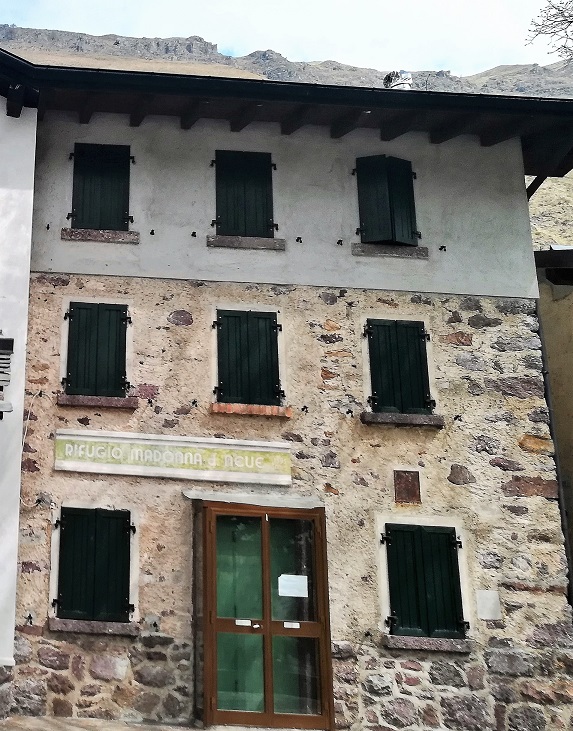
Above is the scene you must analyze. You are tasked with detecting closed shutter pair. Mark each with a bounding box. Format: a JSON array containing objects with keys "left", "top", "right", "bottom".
[
  {"left": 65, "top": 302, "right": 128, "bottom": 397},
  {"left": 356, "top": 155, "right": 418, "bottom": 245},
  {"left": 366, "top": 319, "right": 432, "bottom": 414},
  {"left": 385, "top": 524, "right": 466, "bottom": 638},
  {"left": 57, "top": 508, "right": 131, "bottom": 622},
  {"left": 215, "top": 310, "right": 281, "bottom": 406}
]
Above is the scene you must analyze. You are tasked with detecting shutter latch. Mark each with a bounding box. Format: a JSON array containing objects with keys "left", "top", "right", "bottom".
[
  {"left": 211, "top": 217, "right": 220, "bottom": 228},
  {"left": 53, "top": 519, "right": 61, "bottom": 529},
  {"left": 51, "top": 598, "right": 59, "bottom": 608},
  {"left": 129, "top": 524, "right": 136, "bottom": 535},
  {"left": 363, "top": 324, "right": 373, "bottom": 337},
  {"left": 367, "top": 395, "right": 378, "bottom": 408},
  {"left": 421, "top": 329, "right": 431, "bottom": 341},
  {"left": 121, "top": 315, "right": 133, "bottom": 325},
  {"left": 212, "top": 319, "right": 222, "bottom": 329},
  {"left": 213, "top": 386, "right": 222, "bottom": 396},
  {"left": 66, "top": 211, "right": 76, "bottom": 221},
  {"left": 64, "top": 310, "right": 72, "bottom": 321},
  {"left": 425, "top": 396, "right": 436, "bottom": 410},
  {"left": 123, "top": 214, "right": 134, "bottom": 225},
  {"left": 412, "top": 230, "right": 422, "bottom": 239},
  {"left": 121, "top": 376, "right": 131, "bottom": 393},
  {"left": 61, "top": 377, "right": 68, "bottom": 389},
  {"left": 128, "top": 603, "right": 135, "bottom": 614},
  {"left": 412, "top": 171, "right": 417, "bottom": 179},
  {"left": 272, "top": 322, "right": 282, "bottom": 332},
  {"left": 458, "top": 619, "right": 470, "bottom": 632},
  {"left": 274, "top": 385, "right": 286, "bottom": 401},
  {"left": 452, "top": 535, "right": 463, "bottom": 549},
  {"left": 355, "top": 226, "right": 364, "bottom": 235},
  {"left": 380, "top": 532, "right": 391, "bottom": 545}
]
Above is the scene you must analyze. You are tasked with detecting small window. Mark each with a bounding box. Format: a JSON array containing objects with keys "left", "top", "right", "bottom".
[
  {"left": 215, "top": 151, "right": 274, "bottom": 238},
  {"left": 56, "top": 507, "right": 132, "bottom": 622},
  {"left": 356, "top": 155, "right": 418, "bottom": 245},
  {"left": 215, "top": 310, "right": 282, "bottom": 406},
  {"left": 71, "top": 143, "right": 131, "bottom": 231},
  {"left": 384, "top": 523, "right": 466, "bottom": 638},
  {"left": 366, "top": 319, "right": 432, "bottom": 414},
  {"left": 65, "top": 302, "right": 129, "bottom": 397}
]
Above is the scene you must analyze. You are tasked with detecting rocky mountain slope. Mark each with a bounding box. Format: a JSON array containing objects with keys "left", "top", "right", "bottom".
[{"left": 2, "top": 23, "right": 573, "bottom": 248}]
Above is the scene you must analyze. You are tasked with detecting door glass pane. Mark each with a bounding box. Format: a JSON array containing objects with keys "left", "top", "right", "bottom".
[
  {"left": 273, "top": 636, "right": 321, "bottom": 715},
  {"left": 270, "top": 518, "right": 316, "bottom": 621},
  {"left": 217, "top": 515, "right": 262, "bottom": 619},
  {"left": 217, "top": 632, "right": 264, "bottom": 711}
]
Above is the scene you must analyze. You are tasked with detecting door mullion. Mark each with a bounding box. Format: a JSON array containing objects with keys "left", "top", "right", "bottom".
[{"left": 261, "top": 511, "right": 274, "bottom": 717}]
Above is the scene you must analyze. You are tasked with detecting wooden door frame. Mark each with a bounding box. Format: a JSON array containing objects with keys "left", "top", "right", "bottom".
[{"left": 202, "top": 501, "right": 334, "bottom": 730}]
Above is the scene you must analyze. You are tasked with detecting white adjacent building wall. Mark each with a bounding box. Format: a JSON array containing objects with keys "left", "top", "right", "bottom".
[
  {"left": 0, "top": 100, "right": 37, "bottom": 666},
  {"left": 31, "top": 113, "right": 537, "bottom": 298}
]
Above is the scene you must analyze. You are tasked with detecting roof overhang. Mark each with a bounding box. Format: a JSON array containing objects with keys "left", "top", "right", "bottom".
[
  {"left": 535, "top": 249, "right": 573, "bottom": 285},
  {"left": 3, "top": 47, "right": 573, "bottom": 177}
]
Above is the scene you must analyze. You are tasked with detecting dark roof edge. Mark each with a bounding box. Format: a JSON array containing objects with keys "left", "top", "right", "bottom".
[
  {"left": 2, "top": 46, "right": 573, "bottom": 115},
  {"left": 535, "top": 249, "right": 573, "bottom": 268}
]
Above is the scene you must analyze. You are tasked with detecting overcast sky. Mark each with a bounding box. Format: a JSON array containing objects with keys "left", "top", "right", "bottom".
[{"left": 2, "top": 0, "right": 559, "bottom": 77}]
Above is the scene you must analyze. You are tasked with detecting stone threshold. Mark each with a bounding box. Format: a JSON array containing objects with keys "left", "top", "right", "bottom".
[
  {"left": 61, "top": 228, "right": 140, "bottom": 244},
  {"left": 360, "top": 411, "right": 445, "bottom": 428},
  {"left": 381, "top": 634, "right": 471, "bottom": 653},
  {"left": 210, "top": 402, "right": 292, "bottom": 418},
  {"left": 57, "top": 394, "right": 139, "bottom": 409},
  {"left": 48, "top": 617, "right": 140, "bottom": 637},
  {"left": 351, "top": 242, "right": 429, "bottom": 259},
  {"left": 207, "top": 234, "right": 286, "bottom": 251}
]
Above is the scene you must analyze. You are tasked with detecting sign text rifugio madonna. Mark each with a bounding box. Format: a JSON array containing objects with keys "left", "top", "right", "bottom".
[{"left": 54, "top": 430, "right": 292, "bottom": 485}]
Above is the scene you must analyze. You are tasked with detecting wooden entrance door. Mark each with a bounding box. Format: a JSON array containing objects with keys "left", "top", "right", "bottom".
[{"left": 203, "top": 503, "right": 333, "bottom": 729}]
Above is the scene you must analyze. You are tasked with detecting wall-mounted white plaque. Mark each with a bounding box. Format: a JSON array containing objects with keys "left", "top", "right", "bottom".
[{"left": 278, "top": 574, "right": 308, "bottom": 598}]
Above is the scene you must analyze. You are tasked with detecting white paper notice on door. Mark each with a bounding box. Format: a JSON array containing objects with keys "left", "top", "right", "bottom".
[{"left": 278, "top": 574, "right": 308, "bottom": 598}]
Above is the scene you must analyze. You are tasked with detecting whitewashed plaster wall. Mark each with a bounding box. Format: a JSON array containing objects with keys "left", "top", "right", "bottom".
[
  {"left": 0, "top": 100, "right": 37, "bottom": 665},
  {"left": 31, "top": 113, "right": 537, "bottom": 298}
]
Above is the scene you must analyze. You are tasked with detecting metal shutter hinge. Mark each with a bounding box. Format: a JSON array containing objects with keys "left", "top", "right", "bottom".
[
  {"left": 421, "top": 329, "right": 431, "bottom": 341},
  {"left": 269, "top": 221, "right": 279, "bottom": 231},
  {"left": 452, "top": 535, "right": 463, "bottom": 549},
  {"left": 213, "top": 386, "right": 221, "bottom": 396},
  {"left": 356, "top": 226, "right": 363, "bottom": 235},
  {"left": 128, "top": 603, "right": 135, "bottom": 613},
  {"left": 212, "top": 319, "right": 222, "bottom": 329},
  {"left": 413, "top": 230, "right": 422, "bottom": 239},
  {"left": 384, "top": 613, "right": 397, "bottom": 628},
  {"left": 130, "top": 524, "right": 136, "bottom": 535},
  {"left": 68, "top": 152, "right": 74, "bottom": 160},
  {"left": 425, "top": 397, "right": 436, "bottom": 410},
  {"left": 53, "top": 519, "right": 61, "bottom": 529},
  {"left": 130, "top": 156, "right": 136, "bottom": 165},
  {"left": 271, "top": 162, "right": 277, "bottom": 170},
  {"left": 51, "top": 598, "right": 59, "bottom": 608},
  {"left": 363, "top": 324, "right": 373, "bottom": 337},
  {"left": 124, "top": 214, "right": 134, "bottom": 224},
  {"left": 121, "top": 376, "right": 131, "bottom": 392},
  {"left": 210, "top": 159, "right": 216, "bottom": 167},
  {"left": 351, "top": 168, "right": 357, "bottom": 175},
  {"left": 380, "top": 532, "right": 391, "bottom": 545},
  {"left": 367, "top": 395, "right": 378, "bottom": 408},
  {"left": 211, "top": 218, "right": 220, "bottom": 228},
  {"left": 64, "top": 310, "right": 72, "bottom": 321},
  {"left": 412, "top": 171, "right": 417, "bottom": 179},
  {"left": 272, "top": 323, "right": 282, "bottom": 332},
  {"left": 458, "top": 619, "right": 470, "bottom": 632},
  {"left": 61, "top": 377, "right": 68, "bottom": 389},
  {"left": 66, "top": 211, "right": 76, "bottom": 221},
  {"left": 121, "top": 316, "right": 132, "bottom": 325}
]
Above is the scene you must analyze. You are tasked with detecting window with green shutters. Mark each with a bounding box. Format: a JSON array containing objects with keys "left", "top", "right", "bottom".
[
  {"left": 215, "top": 310, "right": 282, "bottom": 406},
  {"left": 56, "top": 507, "right": 132, "bottom": 623},
  {"left": 355, "top": 155, "right": 418, "bottom": 245},
  {"left": 65, "top": 302, "right": 129, "bottom": 397},
  {"left": 366, "top": 319, "right": 433, "bottom": 414},
  {"left": 71, "top": 143, "right": 131, "bottom": 231},
  {"left": 384, "top": 524, "right": 466, "bottom": 639},
  {"left": 215, "top": 151, "right": 275, "bottom": 238}
]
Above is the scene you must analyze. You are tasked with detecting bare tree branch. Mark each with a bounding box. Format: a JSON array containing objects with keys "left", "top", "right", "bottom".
[{"left": 529, "top": 0, "right": 573, "bottom": 60}]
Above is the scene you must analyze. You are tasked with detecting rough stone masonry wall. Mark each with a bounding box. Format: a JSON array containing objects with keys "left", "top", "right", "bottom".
[{"left": 12, "top": 272, "right": 572, "bottom": 730}]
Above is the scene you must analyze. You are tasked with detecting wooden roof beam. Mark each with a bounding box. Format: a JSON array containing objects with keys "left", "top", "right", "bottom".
[
  {"left": 78, "top": 93, "right": 100, "bottom": 124},
  {"left": 380, "top": 110, "right": 421, "bottom": 141},
  {"left": 6, "top": 83, "right": 25, "bottom": 118},
  {"left": 429, "top": 113, "right": 477, "bottom": 144},
  {"left": 129, "top": 94, "right": 154, "bottom": 127},
  {"left": 280, "top": 104, "right": 313, "bottom": 135},
  {"left": 331, "top": 109, "right": 371, "bottom": 139},
  {"left": 479, "top": 116, "right": 534, "bottom": 146},
  {"left": 180, "top": 99, "right": 209, "bottom": 130},
  {"left": 230, "top": 102, "right": 261, "bottom": 132},
  {"left": 36, "top": 87, "right": 53, "bottom": 122}
]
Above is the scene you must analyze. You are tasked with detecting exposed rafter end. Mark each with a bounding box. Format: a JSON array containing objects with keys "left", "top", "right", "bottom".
[
  {"left": 78, "top": 93, "right": 98, "bottom": 125},
  {"left": 280, "top": 104, "right": 313, "bottom": 135},
  {"left": 230, "top": 102, "right": 260, "bottom": 132},
  {"left": 6, "top": 83, "right": 25, "bottom": 118},
  {"left": 380, "top": 110, "right": 421, "bottom": 141},
  {"left": 429, "top": 113, "right": 476, "bottom": 144},
  {"left": 180, "top": 99, "right": 209, "bottom": 130},
  {"left": 480, "top": 116, "right": 532, "bottom": 147},
  {"left": 129, "top": 94, "right": 154, "bottom": 128},
  {"left": 331, "top": 109, "right": 369, "bottom": 139}
]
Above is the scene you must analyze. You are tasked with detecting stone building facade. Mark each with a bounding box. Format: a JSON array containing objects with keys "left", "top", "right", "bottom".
[{"left": 2, "top": 47, "right": 573, "bottom": 731}]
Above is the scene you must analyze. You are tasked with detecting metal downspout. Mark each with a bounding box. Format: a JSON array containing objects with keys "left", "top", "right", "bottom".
[{"left": 536, "top": 299, "right": 573, "bottom": 607}]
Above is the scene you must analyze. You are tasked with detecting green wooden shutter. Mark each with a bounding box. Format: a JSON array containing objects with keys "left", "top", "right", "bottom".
[
  {"left": 217, "top": 310, "right": 250, "bottom": 403},
  {"left": 96, "top": 304, "right": 128, "bottom": 397},
  {"left": 355, "top": 156, "right": 392, "bottom": 244},
  {"left": 93, "top": 510, "right": 131, "bottom": 622},
  {"left": 66, "top": 302, "right": 99, "bottom": 396},
  {"left": 57, "top": 508, "right": 96, "bottom": 620},
  {"left": 247, "top": 311, "right": 281, "bottom": 406},
  {"left": 367, "top": 319, "right": 401, "bottom": 413},
  {"left": 386, "top": 524, "right": 465, "bottom": 639},
  {"left": 216, "top": 151, "right": 274, "bottom": 238},
  {"left": 387, "top": 157, "right": 418, "bottom": 246},
  {"left": 72, "top": 144, "right": 130, "bottom": 231},
  {"left": 395, "top": 321, "right": 432, "bottom": 414}
]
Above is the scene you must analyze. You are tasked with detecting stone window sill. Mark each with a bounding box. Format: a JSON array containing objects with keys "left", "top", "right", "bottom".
[
  {"left": 210, "top": 402, "right": 292, "bottom": 418},
  {"left": 61, "top": 228, "right": 140, "bottom": 244},
  {"left": 207, "top": 234, "right": 286, "bottom": 251},
  {"left": 48, "top": 617, "right": 140, "bottom": 637},
  {"left": 381, "top": 634, "right": 471, "bottom": 653},
  {"left": 360, "top": 411, "right": 445, "bottom": 428},
  {"left": 57, "top": 394, "right": 139, "bottom": 409},
  {"left": 351, "top": 242, "right": 428, "bottom": 259}
]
